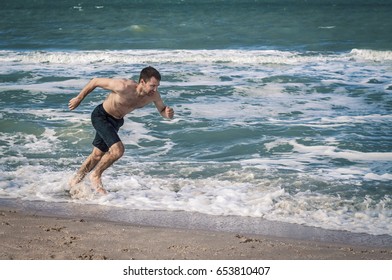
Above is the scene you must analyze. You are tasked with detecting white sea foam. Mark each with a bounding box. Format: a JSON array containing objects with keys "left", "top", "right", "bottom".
[
  {"left": 364, "top": 173, "right": 392, "bottom": 181},
  {"left": 22, "top": 128, "right": 60, "bottom": 153},
  {"left": 1, "top": 49, "right": 391, "bottom": 68},
  {"left": 0, "top": 79, "right": 82, "bottom": 94},
  {"left": 318, "top": 26, "right": 336, "bottom": 29},
  {"left": 350, "top": 49, "right": 392, "bottom": 62},
  {"left": 320, "top": 114, "right": 392, "bottom": 125},
  {"left": 289, "top": 140, "right": 392, "bottom": 162},
  {"left": 120, "top": 121, "right": 160, "bottom": 146},
  {"left": 2, "top": 163, "right": 391, "bottom": 236}
]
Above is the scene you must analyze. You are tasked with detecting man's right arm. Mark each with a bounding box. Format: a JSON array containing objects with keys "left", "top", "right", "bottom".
[{"left": 68, "top": 78, "right": 126, "bottom": 110}]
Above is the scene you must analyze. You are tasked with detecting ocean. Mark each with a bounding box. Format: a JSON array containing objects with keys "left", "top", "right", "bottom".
[{"left": 1, "top": 0, "right": 392, "bottom": 240}]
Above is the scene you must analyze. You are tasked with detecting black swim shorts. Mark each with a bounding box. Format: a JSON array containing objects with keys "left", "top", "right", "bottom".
[{"left": 91, "top": 104, "right": 124, "bottom": 152}]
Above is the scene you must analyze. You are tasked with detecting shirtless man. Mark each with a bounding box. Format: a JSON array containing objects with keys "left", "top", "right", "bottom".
[{"left": 68, "top": 66, "right": 174, "bottom": 194}]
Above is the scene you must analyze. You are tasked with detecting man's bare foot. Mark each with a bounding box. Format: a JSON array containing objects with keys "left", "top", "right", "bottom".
[
  {"left": 69, "top": 185, "right": 80, "bottom": 197},
  {"left": 89, "top": 174, "right": 108, "bottom": 195},
  {"left": 68, "top": 173, "right": 84, "bottom": 189}
]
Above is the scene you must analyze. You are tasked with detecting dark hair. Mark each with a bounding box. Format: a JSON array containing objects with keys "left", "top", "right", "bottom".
[{"left": 139, "top": 66, "right": 161, "bottom": 82}]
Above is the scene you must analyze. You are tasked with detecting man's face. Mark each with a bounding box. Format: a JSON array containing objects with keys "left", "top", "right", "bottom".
[{"left": 142, "top": 77, "right": 160, "bottom": 96}]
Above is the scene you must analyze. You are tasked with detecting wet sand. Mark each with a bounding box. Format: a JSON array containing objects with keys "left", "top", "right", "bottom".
[{"left": 1, "top": 206, "right": 391, "bottom": 260}]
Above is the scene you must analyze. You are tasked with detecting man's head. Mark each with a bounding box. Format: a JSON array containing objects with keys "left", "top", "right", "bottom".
[
  {"left": 139, "top": 66, "right": 161, "bottom": 83},
  {"left": 138, "top": 66, "right": 161, "bottom": 96}
]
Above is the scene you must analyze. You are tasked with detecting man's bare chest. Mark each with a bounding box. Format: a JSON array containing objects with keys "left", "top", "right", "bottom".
[{"left": 112, "top": 92, "right": 154, "bottom": 111}]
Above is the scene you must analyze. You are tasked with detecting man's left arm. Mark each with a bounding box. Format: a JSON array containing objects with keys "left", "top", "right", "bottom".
[{"left": 154, "top": 93, "right": 174, "bottom": 119}]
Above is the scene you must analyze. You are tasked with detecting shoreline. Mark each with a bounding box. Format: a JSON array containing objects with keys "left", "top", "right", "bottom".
[{"left": 1, "top": 199, "right": 392, "bottom": 260}]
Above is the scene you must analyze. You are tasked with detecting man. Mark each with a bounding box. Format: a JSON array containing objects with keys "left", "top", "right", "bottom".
[{"left": 68, "top": 66, "right": 174, "bottom": 194}]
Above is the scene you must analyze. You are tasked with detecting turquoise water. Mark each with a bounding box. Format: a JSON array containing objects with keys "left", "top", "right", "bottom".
[
  {"left": 0, "top": 0, "right": 392, "bottom": 236},
  {"left": 1, "top": 0, "right": 392, "bottom": 51}
]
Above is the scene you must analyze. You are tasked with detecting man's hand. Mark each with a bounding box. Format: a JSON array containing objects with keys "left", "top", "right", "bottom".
[
  {"left": 165, "top": 106, "right": 174, "bottom": 119},
  {"left": 68, "top": 97, "right": 82, "bottom": 110}
]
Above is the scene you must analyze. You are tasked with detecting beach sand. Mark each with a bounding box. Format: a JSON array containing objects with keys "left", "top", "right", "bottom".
[{"left": 1, "top": 206, "right": 391, "bottom": 260}]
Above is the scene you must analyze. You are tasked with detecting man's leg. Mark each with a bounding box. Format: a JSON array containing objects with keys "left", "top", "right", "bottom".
[
  {"left": 89, "top": 141, "right": 124, "bottom": 194},
  {"left": 69, "top": 147, "right": 105, "bottom": 188}
]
